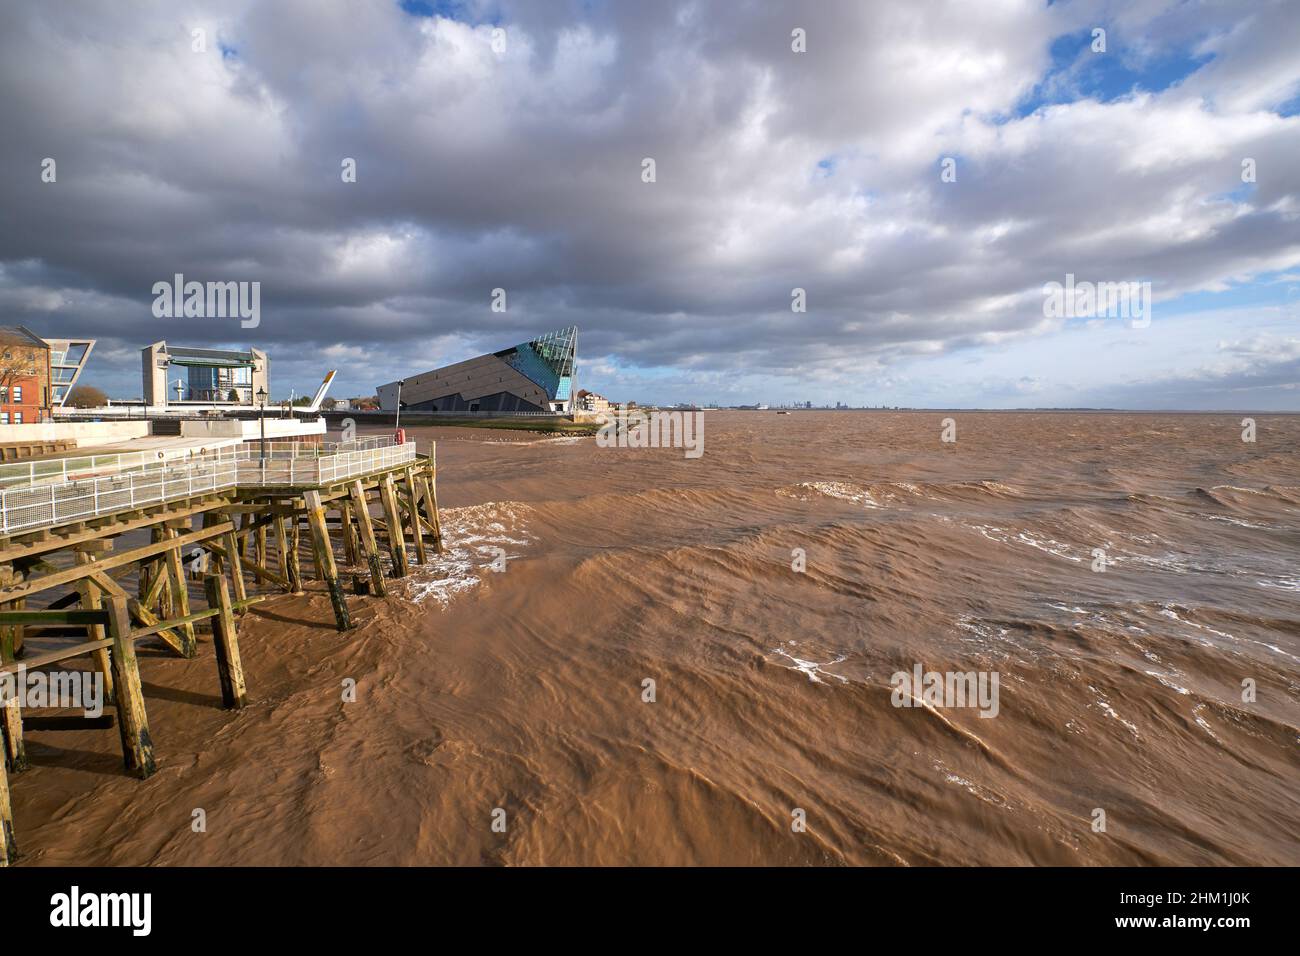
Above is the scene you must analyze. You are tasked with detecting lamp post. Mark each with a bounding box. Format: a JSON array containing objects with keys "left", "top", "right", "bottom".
[
  {"left": 256, "top": 386, "right": 268, "bottom": 471},
  {"left": 394, "top": 379, "right": 404, "bottom": 433}
]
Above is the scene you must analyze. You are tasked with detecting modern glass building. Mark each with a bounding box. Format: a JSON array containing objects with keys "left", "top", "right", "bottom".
[
  {"left": 43, "top": 337, "right": 96, "bottom": 407},
  {"left": 378, "top": 327, "right": 577, "bottom": 414}
]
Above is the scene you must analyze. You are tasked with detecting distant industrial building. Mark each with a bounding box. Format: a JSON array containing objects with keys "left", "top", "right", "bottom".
[
  {"left": 0, "top": 326, "right": 96, "bottom": 422},
  {"left": 143, "top": 341, "right": 268, "bottom": 408},
  {"left": 377, "top": 326, "right": 576, "bottom": 414}
]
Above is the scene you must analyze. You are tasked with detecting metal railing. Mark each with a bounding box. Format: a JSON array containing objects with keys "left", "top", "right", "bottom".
[
  {"left": 0, "top": 439, "right": 416, "bottom": 535},
  {"left": 0, "top": 436, "right": 394, "bottom": 490}
]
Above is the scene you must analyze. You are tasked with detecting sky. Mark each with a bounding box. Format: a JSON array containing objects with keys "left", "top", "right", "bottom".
[{"left": 1, "top": 0, "right": 1298, "bottom": 409}]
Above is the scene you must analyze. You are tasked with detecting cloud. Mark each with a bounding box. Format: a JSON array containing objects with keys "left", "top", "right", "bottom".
[{"left": 1, "top": 0, "right": 1298, "bottom": 406}]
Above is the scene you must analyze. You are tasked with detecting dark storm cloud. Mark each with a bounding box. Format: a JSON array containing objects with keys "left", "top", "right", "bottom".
[{"left": 1, "top": 0, "right": 1299, "bottom": 402}]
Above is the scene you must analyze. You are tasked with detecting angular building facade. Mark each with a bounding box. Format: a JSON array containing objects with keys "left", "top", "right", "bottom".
[
  {"left": 142, "top": 341, "right": 269, "bottom": 407},
  {"left": 377, "top": 327, "right": 576, "bottom": 414}
]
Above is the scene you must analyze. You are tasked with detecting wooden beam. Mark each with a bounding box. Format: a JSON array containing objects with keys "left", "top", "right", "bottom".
[
  {"left": 288, "top": 514, "right": 303, "bottom": 594},
  {"left": 74, "top": 551, "right": 116, "bottom": 704},
  {"left": 222, "top": 529, "right": 248, "bottom": 613},
  {"left": 422, "top": 465, "right": 445, "bottom": 555},
  {"left": 105, "top": 594, "right": 156, "bottom": 779},
  {"left": 163, "top": 528, "right": 196, "bottom": 657},
  {"left": 1, "top": 521, "right": 235, "bottom": 603},
  {"left": 378, "top": 474, "right": 409, "bottom": 578},
  {"left": 0, "top": 742, "right": 14, "bottom": 865},
  {"left": 0, "top": 609, "right": 110, "bottom": 626},
  {"left": 403, "top": 467, "right": 427, "bottom": 565},
  {"left": 126, "top": 599, "right": 189, "bottom": 657},
  {"left": 339, "top": 500, "right": 359, "bottom": 567},
  {"left": 205, "top": 540, "right": 293, "bottom": 592},
  {"left": 0, "top": 494, "right": 237, "bottom": 564},
  {"left": 124, "top": 595, "right": 266, "bottom": 644},
  {"left": 349, "top": 481, "right": 388, "bottom": 597},
  {"left": 204, "top": 574, "right": 247, "bottom": 709},
  {"left": 303, "top": 491, "right": 353, "bottom": 631}
]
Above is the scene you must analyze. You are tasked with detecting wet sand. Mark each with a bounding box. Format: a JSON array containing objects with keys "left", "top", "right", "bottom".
[{"left": 10, "top": 411, "right": 1300, "bottom": 865}]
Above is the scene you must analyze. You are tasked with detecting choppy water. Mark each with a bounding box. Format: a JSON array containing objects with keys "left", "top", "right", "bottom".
[{"left": 12, "top": 412, "right": 1300, "bottom": 865}]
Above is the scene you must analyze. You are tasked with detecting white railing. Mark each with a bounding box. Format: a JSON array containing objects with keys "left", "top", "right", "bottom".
[
  {"left": 0, "top": 436, "right": 394, "bottom": 490},
  {"left": 0, "top": 440, "right": 416, "bottom": 535}
]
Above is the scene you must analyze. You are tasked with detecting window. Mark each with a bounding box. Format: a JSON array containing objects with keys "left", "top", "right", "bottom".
[
  {"left": 12, "top": 412, "right": 21, "bottom": 424},
  {"left": 0, "top": 413, "right": 9, "bottom": 424},
  {"left": 12, "top": 385, "right": 21, "bottom": 403}
]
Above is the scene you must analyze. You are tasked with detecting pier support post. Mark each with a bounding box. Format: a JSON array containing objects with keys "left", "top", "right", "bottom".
[
  {"left": 256, "top": 523, "right": 268, "bottom": 577},
  {"left": 304, "top": 491, "right": 353, "bottom": 631},
  {"left": 204, "top": 574, "right": 248, "bottom": 708},
  {"left": 0, "top": 572, "right": 27, "bottom": 774},
  {"left": 223, "top": 529, "right": 248, "bottom": 613},
  {"left": 379, "top": 474, "right": 409, "bottom": 578},
  {"left": 403, "top": 467, "right": 427, "bottom": 565},
  {"left": 1, "top": 694, "right": 23, "bottom": 776},
  {"left": 339, "top": 500, "right": 359, "bottom": 567},
  {"left": 288, "top": 513, "right": 304, "bottom": 594},
  {"left": 423, "top": 460, "right": 445, "bottom": 555},
  {"left": 349, "top": 481, "right": 388, "bottom": 598},
  {"left": 274, "top": 515, "right": 297, "bottom": 593},
  {"left": 73, "top": 550, "right": 115, "bottom": 703},
  {"left": 105, "top": 594, "right": 157, "bottom": 779},
  {"left": 163, "top": 528, "right": 196, "bottom": 657},
  {"left": 0, "top": 567, "right": 25, "bottom": 663},
  {"left": 0, "top": 746, "right": 14, "bottom": 865}
]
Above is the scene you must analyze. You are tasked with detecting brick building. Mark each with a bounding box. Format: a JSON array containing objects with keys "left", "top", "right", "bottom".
[{"left": 0, "top": 326, "right": 52, "bottom": 424}]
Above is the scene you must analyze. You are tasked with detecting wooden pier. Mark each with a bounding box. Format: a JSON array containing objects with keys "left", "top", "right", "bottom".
[{"left": 0, "top": 437, "right": 444, "bottom": 865}]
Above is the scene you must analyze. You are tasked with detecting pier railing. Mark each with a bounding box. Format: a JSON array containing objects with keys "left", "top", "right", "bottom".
[
  {"left": 0, "top": 435, "right": 394, "bottom": 490},
  {"left": 0, "top": 439, "right": 415, "bottom": 535}
]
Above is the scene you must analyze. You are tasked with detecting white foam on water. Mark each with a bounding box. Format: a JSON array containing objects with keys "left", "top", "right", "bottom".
[
  {"left": 966, "top": 524, "right": 1082, "bottom": 563},
  {"left": 402, "top": 501, "right": 536, "bottom": 607},
  {"left": 1192, "top": 703, "right": 1221, "bottom": 742},
  {"left": 770, "top": 643, "right": 849, "bottom": 684},
  {"left": 1144, "top": 670, "right": 1190, "bottom": 695},
  {"left": 1258, "top": 576, "right": 1300, "bottom": 592},
  {"left": 1087, "top": 686, "right": 1140, "bottom": 739},
  {"left": 777, "top": 481, "right": 887, "bottom": 509}
]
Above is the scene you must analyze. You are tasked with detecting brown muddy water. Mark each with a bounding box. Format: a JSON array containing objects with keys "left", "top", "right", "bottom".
[{"left": 10, "top": 411, "right": 1300, "bottom": 865}]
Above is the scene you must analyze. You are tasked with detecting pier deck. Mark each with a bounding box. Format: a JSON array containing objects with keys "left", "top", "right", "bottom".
[{"left": 0, "top": 436, "right": 444, "bottom": 865}]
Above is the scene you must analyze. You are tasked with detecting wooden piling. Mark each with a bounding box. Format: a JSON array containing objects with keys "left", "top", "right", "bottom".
[
  {"left": 73, "top": 550, "right": 116, "bottom": 702},
  {"left": 105, "top": 594, "right": 157, "bottom": 778},
  {"left": 0, "top": 745, "right": 14, "bottom": 865},
  {"left": 163, "top": 528, "right": 197, "bottom": 657},
  {"left": 423, "top": 462, "right": 445, "bottom": 555},
  {"left": 349, "top": 481, "right": 388, "bottom": 598},
  {"left": 304, "top": 490, "right": 353, "bottom": 631},
  {"left": 379, "top": 474, "right": 410, "bottom": 578},
  {"left": 288, "top": 513, "right": 304, "bottom": 594},
  {"left": 204, "top": 574, "right": 247, "bottom": 709},
  {"left": 0, "top": 569, "right": 27, "bottom": 775},
  {"left": 339, "top": 500, "right": 359, "bottom": 567},
  {"left": 403, "top": 467, "right": 427, "bottom": 565},
  {"left": 223, "top": 528, "right": 248, "bottom": 612}
]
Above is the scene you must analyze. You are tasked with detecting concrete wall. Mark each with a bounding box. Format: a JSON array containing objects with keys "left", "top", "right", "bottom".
[
  {"left": 179, "top": 417, "right": 326, "bottom": 441},
  {"left": 0, "top": 420, "right": 150, "bottom": 444}
]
